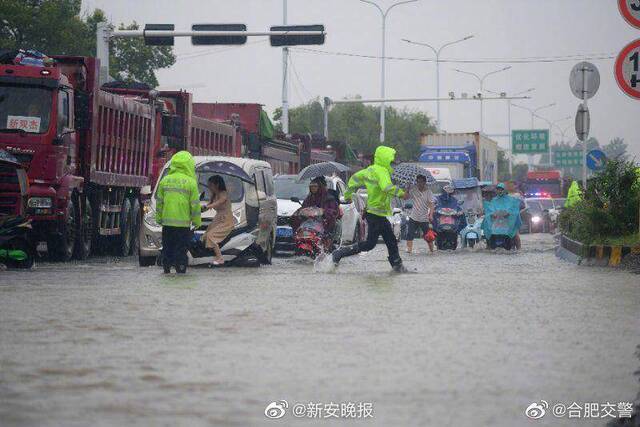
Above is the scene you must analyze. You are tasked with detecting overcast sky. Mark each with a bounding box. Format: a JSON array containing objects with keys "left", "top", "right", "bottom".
[{"left": 81, "top": 0, "right": 640, "bottom": 159}]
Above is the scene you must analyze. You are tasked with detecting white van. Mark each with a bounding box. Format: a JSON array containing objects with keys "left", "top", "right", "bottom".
[{"left": 139, "top": 156, "right": 277, "bottom": 267}]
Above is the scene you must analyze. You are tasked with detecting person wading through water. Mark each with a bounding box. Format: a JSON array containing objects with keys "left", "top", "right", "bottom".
[{"left": 332, "top": 145, "right": 406, "bottom": 272}]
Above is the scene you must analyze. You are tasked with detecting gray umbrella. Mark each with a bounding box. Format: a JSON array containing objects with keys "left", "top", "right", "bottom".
[
  {"left": 297, "top": 161, "right": 350, "bottom": 181},
  {"left": 391, "top": 163, "right": 436, "bottom": 189}
]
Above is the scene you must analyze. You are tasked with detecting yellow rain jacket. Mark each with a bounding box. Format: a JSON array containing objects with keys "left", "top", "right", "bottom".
[
  {"left": 156, "top": 151, "right": 201, "bottom": 228},
  {"left": 345, "top": 145, "right": 404, "bottom": 217},
  {"left": 565, "top": 180, "right": 583, "bottom": 208}
]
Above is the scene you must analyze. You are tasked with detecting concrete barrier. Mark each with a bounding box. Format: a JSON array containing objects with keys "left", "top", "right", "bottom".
[{"left": 558, "top": 234, "right": 640, "bottom": 267}]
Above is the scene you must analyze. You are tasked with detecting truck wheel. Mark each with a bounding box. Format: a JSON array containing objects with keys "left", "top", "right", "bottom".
[
  {"left": 117, "top": 199, "right": 133, "bottom": 257},
  {"left": 49, "top": 199, "right": 77, "bottom": 262},
  {"left": 74, "top": 197, "right": 93, "bottom": 260},
  {"left": 129, "top": 199, "right": 141, "bottom": 256}
]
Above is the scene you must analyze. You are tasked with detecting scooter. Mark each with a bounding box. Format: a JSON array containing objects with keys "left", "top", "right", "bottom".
[
  {"left": 291, "top": 207, "right": 334, "bottom": 258},
  {"left": 433, "top": 208, "right": 464, "bottom": 250},
  {"left": 0, "top": 216, "right": 34, "bottom": 269},
  {"left": 486, "top": 211, "right": 514, "bottom": 250},
  {"left": 482, "top": 195, "right": 521, "bottom": 251},
  {"left": 459, "top": 210, "right": 484, "bottom": 249},
  {"left": 187, "top": 227, "right": 270, "bottom": 267}
]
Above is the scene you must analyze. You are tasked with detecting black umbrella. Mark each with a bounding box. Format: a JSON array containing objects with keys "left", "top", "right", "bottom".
[
  {"left": 391, "top": 163, "right": 436, "bottom": 188},
  {"left": 196, "top": 160, "right": 254, "bottom": 183},
  {"left": 297, "top": 161, "right": 350, "bottom": 181}
]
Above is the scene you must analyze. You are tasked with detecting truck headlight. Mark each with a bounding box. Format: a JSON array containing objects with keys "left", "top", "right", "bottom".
[
  {"left": 28, "top": 197, "right": 53, "bottom": 208},
  {"left": 143, "top": 207, "right": 160, "bottom": 228}
]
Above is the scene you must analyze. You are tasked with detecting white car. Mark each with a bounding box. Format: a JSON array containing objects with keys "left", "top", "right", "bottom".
[{"left": 274, "top": 175, "right": 362, "bottom": 255}]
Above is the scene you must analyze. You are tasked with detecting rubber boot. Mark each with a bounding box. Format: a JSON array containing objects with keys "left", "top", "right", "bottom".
[
  {"left": 388, "top": 255, "right": 407, "bottom": 273},
  {"left": 332, "top": 244, "right": 359, "bottom": 266}
]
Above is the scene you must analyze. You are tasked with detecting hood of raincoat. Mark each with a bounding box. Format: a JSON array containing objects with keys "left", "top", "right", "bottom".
[
  {"left": 373, "top": 146, "right": 396, "bottom": 173},
  {"left": 168, "top": 151, "right": 196, "bottom": 179}
]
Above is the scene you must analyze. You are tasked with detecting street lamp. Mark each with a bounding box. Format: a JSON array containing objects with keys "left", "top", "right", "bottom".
[
  {"left": 534, "top": 114, "right": 572, "bottom": 166},
  {"left": 402, "top": 35, "right": 474, "bottom": 129},
  {"left": 485, "top": 87, "right": 535, "bottom": 176},
  {"left": 359, "top": 0, "right": 419, "bottom": 143},
  {"left": 453, "top": 66, "right": 512, "bottom": 133}
]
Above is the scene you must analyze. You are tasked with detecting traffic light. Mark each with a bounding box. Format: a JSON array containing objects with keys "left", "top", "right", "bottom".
[
  {"left": 270, "top": 25, "right": 325, "bottom": 46},
  {"left": 191, "top": 24, "right": 247, "bottom": 45},
  {"left": 144, "top": 24, "right": 174, "bottom": 46}
]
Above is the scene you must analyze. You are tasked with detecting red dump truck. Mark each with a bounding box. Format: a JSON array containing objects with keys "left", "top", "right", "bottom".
[{"left": 0, "top": 55, "right": 242, "bottom": 261}]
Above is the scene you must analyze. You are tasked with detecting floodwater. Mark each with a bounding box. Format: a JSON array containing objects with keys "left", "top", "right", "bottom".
[{"left": 0, "top": 234, "right": 638, "bottom": 427}]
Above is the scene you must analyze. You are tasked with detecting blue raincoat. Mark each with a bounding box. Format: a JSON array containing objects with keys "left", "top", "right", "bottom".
[
  {"left": 434, "top": 193, "right": 467, "bottom": 231},
  {"left": 482, "top": 194, "right": 522, "bottom": 239}
]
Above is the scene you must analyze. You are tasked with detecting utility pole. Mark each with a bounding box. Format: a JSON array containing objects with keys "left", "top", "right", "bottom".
[
  {"left": 359, "top": 0, "right": 418, "bottom": 143},
  {"left": 402, "top": 35, "right": 474, "bottom": 129},
  {"left": 281, "top": 0, "right": 290, "bottom": 135}
]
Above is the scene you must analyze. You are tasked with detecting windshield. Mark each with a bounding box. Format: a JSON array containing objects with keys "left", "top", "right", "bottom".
[
  {"left": 431, "top": 181, "right": 449, "bottom": 196},
  {"left": 0, "top": 84, "right": 53, "bottom": 134},
  {"left": 537, "top": 198, "right": 555, "bottom": 210},
  {"left": 155, "top": 166, "right": 245, "bottom": 203},
  {"left": 553, "top": 198, "right": 566, "bottom": 208},
  {"left": 525, "top": 199, "right": 544, "bottom": 214},
  {"left": 275, "top": 176, "right": 310, "bottom": 200},
  {"left": 455, "top": 188, "right": 482, "bottom": 211}
]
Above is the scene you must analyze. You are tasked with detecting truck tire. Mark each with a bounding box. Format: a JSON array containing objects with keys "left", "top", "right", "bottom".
[
  {"left": 117, "top": 198, "right": 133, "bottom": 257},
  {"left": 48, "top": 199, "right": 77, "bottom": 262},
  {"left": 74, "top": 197, "right": 93, "bottom": 260},
  {"left": 129, "top": 199, "right": 141, "bottom": 256}
]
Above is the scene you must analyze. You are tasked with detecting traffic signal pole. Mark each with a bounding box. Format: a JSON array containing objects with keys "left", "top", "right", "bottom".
[{"left": 282, "top": 0, "right": 290, "bottom": 135}]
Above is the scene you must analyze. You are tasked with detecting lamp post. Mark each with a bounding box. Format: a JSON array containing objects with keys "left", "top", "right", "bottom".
[
  {"left": 453, "top": 66, "right": 512, "bottom": 133},
  {"left": 485, "top": 88, "right": 535, "bottom": 176},
  {"left": 534, "top": 115, "right": 572, "bottom": 166},
  {"left": 359, "top": 0, "right": 418, "bottom": 143},
  {"left": 401, "top": 35, "right": 474, "bottom": 129}
]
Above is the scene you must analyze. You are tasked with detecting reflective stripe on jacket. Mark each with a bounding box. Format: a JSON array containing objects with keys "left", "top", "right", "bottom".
[
  {"left": 344, "top": 145, "right": 404, "bottom": 217},
  {"left": 156, "top": 151, "right": 201, "bottom": 228}
]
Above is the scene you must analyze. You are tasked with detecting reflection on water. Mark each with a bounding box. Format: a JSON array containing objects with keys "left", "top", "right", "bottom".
[{"left": 1, "top": 234, "right": 639, "bottom": 427}]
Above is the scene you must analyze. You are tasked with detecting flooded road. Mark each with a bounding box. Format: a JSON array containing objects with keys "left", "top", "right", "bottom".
[{"left": 1, "top": 234, "right": 638, "bottom": 427}]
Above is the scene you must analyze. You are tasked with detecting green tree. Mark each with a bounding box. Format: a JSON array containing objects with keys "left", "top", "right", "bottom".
[
  {"left": 497, "top": 150, "right": 511, "bottom": 181},
  {"left": 274, "top": 97, "right": 435, "bottom": 161},
  {"left": 512, "top": 163, "right": 529, "bottom": 182},
  {"left": 0, "top": 3, "right": 175, "bottom": 87}
]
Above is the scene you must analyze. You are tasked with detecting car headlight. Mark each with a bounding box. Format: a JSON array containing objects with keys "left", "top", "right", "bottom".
[
  {"left": 144, "top": 207, "right": 160, "bottom": 228},
  {"left": 531, "top": 215, "right": 541, "bottom": 223},
  {"left": 28, "top": 197, "right": 53, "bottom": 208}
]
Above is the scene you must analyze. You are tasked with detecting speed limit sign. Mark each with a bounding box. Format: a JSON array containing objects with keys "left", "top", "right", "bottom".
[
  {"left": 618, "top": 0, "right": 640, "bottom": 29},
  {"left": 615, "top": 39, "right": 640, "bottom": 99}
]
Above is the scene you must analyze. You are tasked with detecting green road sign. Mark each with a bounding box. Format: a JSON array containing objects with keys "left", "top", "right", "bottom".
[
  {"left": 553, "top": 150, "right": 584, "bottom": 167},
  {"left": 512, "top": 129, "right": 549, "bottom": 154}
]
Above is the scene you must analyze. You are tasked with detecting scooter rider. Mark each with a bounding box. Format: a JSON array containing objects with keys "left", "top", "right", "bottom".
[
  {"left": 332, "top": 145, "right": 406, "bottom": 272},
  {"left": 434, "top": 184, "right": 467, "bottom": 230}
]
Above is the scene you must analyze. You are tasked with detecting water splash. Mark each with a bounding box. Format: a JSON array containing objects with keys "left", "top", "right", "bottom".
[{"left": 313, "top": 252, "right": 336, "bottom": 273}]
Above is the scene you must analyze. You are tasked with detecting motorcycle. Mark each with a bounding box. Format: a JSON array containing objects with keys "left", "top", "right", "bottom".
[
  {"left": 0, "top": 150, "right": 34, "bottom": 268},
  {"left": 459, "top": 210, "right": 484, "bottom": 249},
  {"left": 291, "top": 206, "right": 334, "bottom": 258},
  {"left": 433, "top": 207, "right": 465, "bottom": 250}
]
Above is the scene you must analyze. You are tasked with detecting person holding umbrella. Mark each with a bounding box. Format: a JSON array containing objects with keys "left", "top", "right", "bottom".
[{"left": 332, "top": 146, "right": 406, "bottom": 272}]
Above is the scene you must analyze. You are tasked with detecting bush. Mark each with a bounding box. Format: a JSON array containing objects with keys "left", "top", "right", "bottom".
[{"left": 559, "top": 160, "right": 639, "bottom": 244}]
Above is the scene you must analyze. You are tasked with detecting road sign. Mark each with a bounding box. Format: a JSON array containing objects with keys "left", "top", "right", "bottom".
[
  {"left": 512, "top": 129, "right": 549, "bottom": 154},
  {"left": 586, "top": 149, "right": 607, "bottom": 171},
  {"left": 615, "top": 38, "right": 640, "bottom": 100},
  {"left": 144, "top": 24, "right": 174, "bottom": 46},
  {"left": 553, "top": 150, "right": 584, "bottom": 168},
  {"left": 270, "top": 25, "right": 325, "bottom": 46},
  {"left": 575, "top": 103, "right": 590, "bottom": 142},
  {"left": 619, "top": 0, "right": 640, "bottom": 29},
  {"left": 570, "top": 62, "right": 600, "bottom": 100},
  {"left": 192, "top": 24, "right": 247, "bottom": 45}
]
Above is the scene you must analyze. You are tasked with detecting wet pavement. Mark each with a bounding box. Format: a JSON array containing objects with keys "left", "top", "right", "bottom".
[{"left": 0, "top": 233, "right": 639, "bottom": 427}]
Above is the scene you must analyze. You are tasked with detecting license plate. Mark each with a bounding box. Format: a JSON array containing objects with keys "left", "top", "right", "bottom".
[{"left": 277, "top": 227, "right": 293, "bottom": 238}]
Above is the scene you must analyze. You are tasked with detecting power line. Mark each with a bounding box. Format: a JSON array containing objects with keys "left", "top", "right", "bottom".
[
  {"left": 290, "top": 47, "right": 616, "bottom": 64},
  {"left": 174, "top": 39, "right": 269, "bottom": 61},
  {"left": 289, "top": 53, "right": 314, "bottom": 100}
]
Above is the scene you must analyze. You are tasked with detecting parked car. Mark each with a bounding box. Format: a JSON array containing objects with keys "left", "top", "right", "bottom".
[
  {"left": 273, "top": 175, "right": 362, "bottom": 255},
  {"left": 139, "top": 156, "right": 277, "bottom": 266},
  {"left": 520, "top": 198, "right": 553, "bottom": 234}
]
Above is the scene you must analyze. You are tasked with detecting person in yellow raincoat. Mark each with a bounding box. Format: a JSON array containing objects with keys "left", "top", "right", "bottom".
[{"left": 565, "top": 181, "right": 583, "bottom": 208}]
